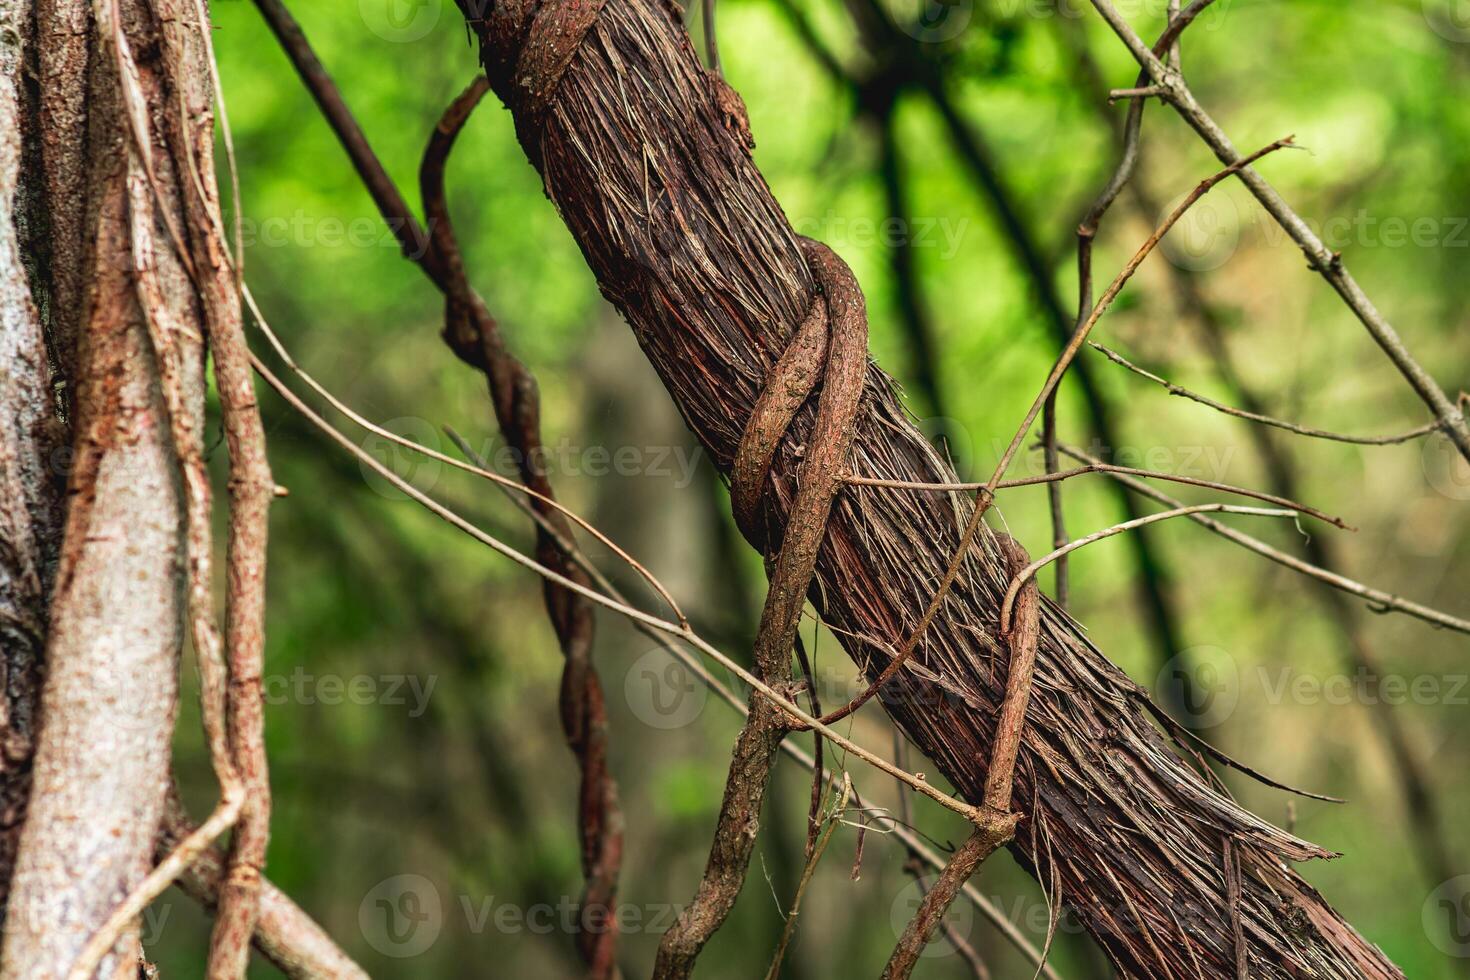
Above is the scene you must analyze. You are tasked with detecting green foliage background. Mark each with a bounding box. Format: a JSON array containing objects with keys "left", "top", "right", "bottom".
[{"left": 163, "top": 0, "right": 1470, "bottom": 975}]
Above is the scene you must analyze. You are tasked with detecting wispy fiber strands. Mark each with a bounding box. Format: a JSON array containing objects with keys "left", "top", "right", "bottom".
[{"left": 457, "top": 0, "right": 1400, "bottom": 974}]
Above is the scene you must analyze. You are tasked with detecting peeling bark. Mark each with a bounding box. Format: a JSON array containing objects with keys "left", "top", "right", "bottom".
[
  {"left": 0, "top": 1, "right": 196, "bottom": 974},
  {"left": 456, "top": 2, "right": 1400, "bottom": 975},
  {"left": 0, "top": 0, "right": 68, "bottom": 927}
]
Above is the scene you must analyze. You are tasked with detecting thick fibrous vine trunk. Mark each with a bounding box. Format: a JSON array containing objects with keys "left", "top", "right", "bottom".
[{"left": 457, "top": 1, "right": 1400, "bottom": 975}]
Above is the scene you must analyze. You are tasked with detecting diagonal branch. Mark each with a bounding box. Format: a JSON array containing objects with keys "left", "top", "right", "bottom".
[
  {"left": 1058, "top": 444, "right": 1470, "bottom": 634},
  {"left": 1090, "top": 343, "right": 1444, "bottom": 446},
  {"left": 1086, "top": 0, "right": 1470, "bottom": 465}
]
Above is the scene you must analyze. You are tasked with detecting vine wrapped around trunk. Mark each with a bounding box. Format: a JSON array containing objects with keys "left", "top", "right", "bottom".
[{"left": 454, "top": 0, "right": 1400, "bottom": 975}]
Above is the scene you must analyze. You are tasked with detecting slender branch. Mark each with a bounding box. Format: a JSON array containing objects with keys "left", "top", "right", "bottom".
[
  {"left": 250, "top": 0, "right": 437, "bottom": 276},
  {"left": 1086, "top": 0, "right": 1470, "bottom": 465},
  {"left": 246, "top": 288, "right": 686, "bottom": 627},
  {"left": 763, "top": 776, "right": 851, "bottom": 980},
  {"left": 160, "top": 1, "right": 277, "bottom": 968},
  {"left": 844, "top": 464, "right": 1350, "bottom": 530},
  {"left": 161, "top": 795, "right": 369, "bottom": 980},
  {"left": 1000, "top": 505, "right": 1298, "bottom": 631},
  {"left": 984, "top": 538, "right": 1043, "bottom": 813},
  {"left": 892, "top": 738, "right": 992, "bottom": 980},
  {"left": 657, "top": 238, "right": 866, "bottom": 978},
  {"left": 248, "top": 353, "right": 983, "bottom": 821},
  {"left": 1058, "top": 444, "right": 1470, "bottom": 634},
  {"left": 818, "top": 137, "right": 1293, "bottom": 730},
  {"left": 701, "top": 0, "right": 721, "bottom": 74},
  {"left": 1062, "top": 11, "right": 1463, "bottom": 887},
  {"left": 883, "top": 538, "right": 1041, "bottom": 978},
  {"left": 1040, "top": 395, "right": 1069, "bottom": 607},
  {"left": 1090, "top": 343, "right": 1443, "bottom": 445},
  {"left": 881, "top": 819, "right": 1017, "bottom": 980}
]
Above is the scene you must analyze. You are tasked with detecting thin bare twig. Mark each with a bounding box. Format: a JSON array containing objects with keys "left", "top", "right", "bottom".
[
  {"left": 245, "top": 287, "right": 685, "bottom": 628},
  {"left": 884, "top": 538, "right": 1041, "bottom": 978},
  {"left": 1000, "top": 504, "right": 1298, "bottom": 630},
  {"left": 881, "top": 818, "right": 1017, "bottom": 980},
  {"left": 844, "top": 464, "right": 1350, "bottom": 530},
  {"left": 1090, "top": 343, "right": 1443, "bottom": 445},
  {"left": 160, "top": 792, "right": 368, "bottom": 979},
  {"left": 1086, "top": 0, "right": 1470, "bottom": 465},
  {"left": 818, "top": 137, "right": 1294, "bottom": 730},
  {"left": 701, "top": 0, "right": 721, "bottom": 74},
  {"left": 1059, "top": 444, "right": 1470, "bottom": 634},
  {"left": 763, "top": 775, "right": 851, "bottom": 980},
  {"left": 891, "top": 737, "right": 992, "bottom": 980},
  {"left": 248, "top": 353, "right": 983, "bottom": 821}
]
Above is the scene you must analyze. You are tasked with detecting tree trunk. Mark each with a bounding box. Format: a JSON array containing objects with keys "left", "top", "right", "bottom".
[
  {"left": 0, "top": 0, "right": 68, "bottom": 932},
  {"left": 456, "top": 2, "right": 1400, "bottom": 976},
  {"left": 1, "top": 0, "right": 197, "bottom": 975}
]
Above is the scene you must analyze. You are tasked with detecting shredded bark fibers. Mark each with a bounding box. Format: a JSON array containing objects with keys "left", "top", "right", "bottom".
[{"left": 458, "top": 1, "right": 1401, "bottom": 975}]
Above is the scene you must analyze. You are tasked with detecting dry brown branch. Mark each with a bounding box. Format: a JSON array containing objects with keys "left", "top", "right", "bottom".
[
  {"left": 420, "top": 67, "right": 626, "bottom": 980},
  {"left": 983, "top": 539, "right": 1042, "bottom": 815},
  {"left": 160, "top": 795, "right": 369, "bottom": 980},
  {"left": 845, "top": 464, "right": 1349, "bottom": 530},
  {"left": 882, "top": 820, "right": 1017, "bottom": 979},
  {"left": 1059, "top": 443, "right": 1470, "bottom": 634},
  {"left": 1086, "top": 0, "right": 1470, "bottom": 465},
  {"left": 891, "top": 738, "right": 993, "bottom": 980},
  {"left": 153, "top": 1, "right": 276, "bottom": 969},
  {"left": 763, "top": 775, "right": 852, "bottom": 980},
  {"left": 885, "top": 537, "right": 1040, "bottom": 976},
  {"left": 247, "top": 353, "right": 983, "bottom": 820},
  {"left": 1091, "top": 343, "right": 1443, "bottom": 445},
  {"left": 818, "top": 136, "right": 1293, "bottom": 732},
  {"left": 657, "top": 237, "right": 869, "bottom": 978},
  {"left": 1000, "top": 504, "right": 1297, "bottom": 630}
]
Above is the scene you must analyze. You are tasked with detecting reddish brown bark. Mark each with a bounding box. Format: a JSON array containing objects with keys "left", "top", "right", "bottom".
[{"left": 454, "top": 1, "right": 1401, "bottom": 975}]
